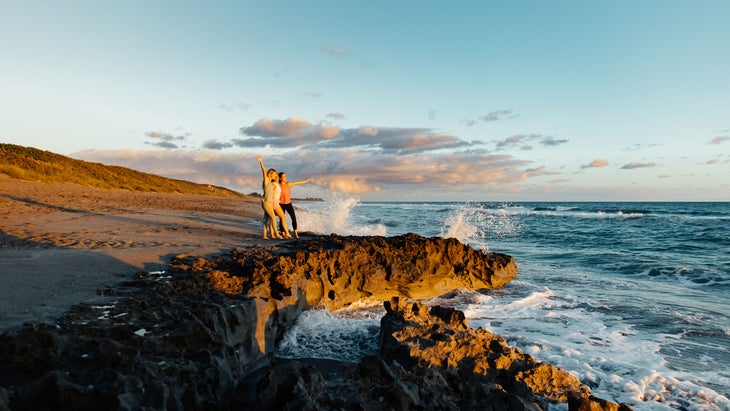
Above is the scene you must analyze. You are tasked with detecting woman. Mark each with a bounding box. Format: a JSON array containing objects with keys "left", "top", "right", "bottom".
[
  {"left": 256, "top": 156, "right": 292, "bottom": 239},
  {"left": 278, "top": 172, "right": 311, "bottom": 239}
]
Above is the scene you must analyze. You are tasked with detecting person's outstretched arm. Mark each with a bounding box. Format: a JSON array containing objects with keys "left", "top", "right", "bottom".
[
  {"left": 256, "top": 156, "right": 267, "bottom": 183},
  {"left": 288, "top": 178, "right": 312, "bottom": 187}
]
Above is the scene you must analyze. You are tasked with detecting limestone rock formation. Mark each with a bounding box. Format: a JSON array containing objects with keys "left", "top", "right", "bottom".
[
  {"left": 178, "top": 233, "right": 518, "bottom": 363},
  {"left": 0, "top": 234, "right": 631, "bottom": 410},
  {"left": 245, "top": 297, "right": 633, "bottom": 410},
  {"left": 378, "top": 297, "right": 633, "bottom": 411}
]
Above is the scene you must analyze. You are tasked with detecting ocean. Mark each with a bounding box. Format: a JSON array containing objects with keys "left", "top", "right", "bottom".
[{"left": 275, "top": 199, "right": 730, "bottom": 411}]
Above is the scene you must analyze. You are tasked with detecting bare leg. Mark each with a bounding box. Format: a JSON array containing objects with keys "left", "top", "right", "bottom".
[
  {"left": 273, "top": 205, "right": 291, "bottom": 238},
  {"left": 263, "top": 202, "right": 281, "bottom": 239}
]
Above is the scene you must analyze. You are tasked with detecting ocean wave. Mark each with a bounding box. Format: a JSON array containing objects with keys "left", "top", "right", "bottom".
[{"left": 458, "top": 282, "right": 730, "bottom": 410}]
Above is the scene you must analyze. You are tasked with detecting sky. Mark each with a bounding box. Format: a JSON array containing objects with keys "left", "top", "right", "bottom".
[{"left": 2, "top": 1, "right": 729, "bottom": 202}]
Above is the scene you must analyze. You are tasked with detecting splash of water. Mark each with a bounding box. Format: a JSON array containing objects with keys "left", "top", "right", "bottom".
[
  {"left": 440, "top": 203, "right": 522, "bottom": 251},
  {"left": 275, "top": 308, "right": 380, "bottom": 362},
  {"left": 297, "top": 194, "right": 388, "bottom": 236}
]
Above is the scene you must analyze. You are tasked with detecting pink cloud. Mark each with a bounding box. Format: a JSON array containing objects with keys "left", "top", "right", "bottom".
[
  {"left": 582, "top": 159, "right": 609, "bottom": 169},
  {"left": 236, "top": 117, "right": 473, "bottom": 154},
  {"left": 709, "top": 136, "right": 730, "bottom": 145},
  {"left": 243, "top": 116, "right": 311, "bottom": 137}
]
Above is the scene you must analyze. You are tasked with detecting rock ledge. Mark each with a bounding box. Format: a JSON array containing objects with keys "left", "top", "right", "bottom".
[{"left": 0, "top": 234, "right": 631, "bottom": 410}]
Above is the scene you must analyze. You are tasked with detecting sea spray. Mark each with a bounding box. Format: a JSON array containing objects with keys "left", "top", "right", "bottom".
[
  {"left": 296, "top": 194, "right": 387, "bottom": 236},
  {"left": 440, "top": 202, "right": 522, "bottom": 251},
  {"left": 275, "top": 308, "right": 381, "bottom": 363}
]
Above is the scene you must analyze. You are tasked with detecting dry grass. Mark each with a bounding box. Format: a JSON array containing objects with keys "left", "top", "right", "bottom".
[{"left": 0, "top": 143, "right": 248, "bottom": 199}]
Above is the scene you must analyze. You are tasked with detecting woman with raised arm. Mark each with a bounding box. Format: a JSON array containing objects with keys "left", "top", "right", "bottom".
[
  {"left": 257, "top": 156, "right": 292, "bottom": 239},
  {"left": 278, "top": 172, "right": 311, "bottom": 239}
]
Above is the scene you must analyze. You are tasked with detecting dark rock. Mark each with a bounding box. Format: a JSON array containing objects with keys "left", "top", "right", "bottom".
[
  {"left": 0, "top": 234, "right": 631, "bottom": 410},
  {"left": 254, "top": 360, "right": 330, "bottom": 411}
]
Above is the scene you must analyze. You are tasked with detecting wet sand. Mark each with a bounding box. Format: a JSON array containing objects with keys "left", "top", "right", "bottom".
[{"left": 0, "top": 174, "right": 267, "bottom": 331}]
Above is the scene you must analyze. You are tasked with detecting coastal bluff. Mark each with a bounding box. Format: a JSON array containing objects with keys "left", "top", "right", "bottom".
[{"left": 0, "top": 233, "right": 630, "bottom": 410}]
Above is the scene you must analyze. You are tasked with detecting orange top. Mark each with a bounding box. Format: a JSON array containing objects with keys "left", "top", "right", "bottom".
[{"left": 279, "top": 182, "right": 292, "bottom": 204}]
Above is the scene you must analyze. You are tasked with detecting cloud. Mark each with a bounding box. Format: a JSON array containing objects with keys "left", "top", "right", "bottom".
[
  {"left": 236, "top": 116, "right": 318, "bottom": 148},
  {"left": 327, "top": 112, "right": 346, "bottom": 120},
  {"left": 235, "top": 117, "right": 340, "bottom": 148},
  {"left": 496, "top": 135, "right": 528, "bottom": 149},
  {"left": 325, "top": 176, "right": 381, "bottom": 194},
  {"left": 495, "top": 134, "right": 568, "bottom": 150},
  {"left": 72, "top": 145, "right": 554, "bottom": 197},
  {"left": 73, "top": 114, "right": 569, "bottom": 199},
  {"left": 236, "top": 116, "right": 475, "bottom": 154},
  {"left": 582, "top": 159, "right": 609, "bottom": 169},
  {"left": 323, "top": 44, "right": 348, "bottom": 59},
  {"left": 243, "top": 117, "right": 312, "bottom": 137},
  {"left": 327, "top": 127, "right": 474, "bottom": 154},
  {"left": 358, "top": 126, "right": 378, "bottom": 136},
  {"left": 705, "top": 159, "right": 719, "bottom": 165},
  {"left": 293, "top": 149, "right": 549, "bottom": 188},
  {"left": 480, "top": 109, "right": 519, "bottom": 122},
  {"left": 218, "top": 102, "right": 252, "bottom": 112},
  {"left": 539, "top": 136, "right": 569, "bottom": 147},
  {"left": 144, "top": 130, "right": 187, "bottom": 149},
  {"left": 202, "top": 139, "right": 234, "bottom": 150},
  {"left": 462, "top": 109, "right": 519, "bottom": 126},
  {"left": 621, "top": 162, "right": 657, "bottom": 169},
  {"left": 709, "top": 136, "right": 730, "bottom": 145},
  {"left": 144, "top": 141, "right": 180, "bottom": 149},
  {"left": 300, "top": 91, "right": 322, "bottom": 99},
  {"left": 622, "top": 143, "right": 662, "bottom": 151},
  {"left": 145, "top": 131, "right": 185, "bottom": 141},
  {"left": 73, "top": 150, "right": 263, "bottom": 189}
]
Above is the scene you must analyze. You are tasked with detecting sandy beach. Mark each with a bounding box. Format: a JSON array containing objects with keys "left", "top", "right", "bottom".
[{"left": 0, "top": 174, "right": 266, "bottom": 331}]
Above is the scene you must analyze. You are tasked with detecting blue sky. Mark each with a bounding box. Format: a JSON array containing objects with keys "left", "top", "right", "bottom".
[{"left": 2, "top": 1, "right": 729, "bottom": 201}]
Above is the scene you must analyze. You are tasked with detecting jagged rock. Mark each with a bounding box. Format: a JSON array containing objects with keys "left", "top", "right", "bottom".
[
  {"left": 253, "top": 360, "right": 331, "bottom": 411},
  {"left": 243, "top": 297, "right": 632, "bottom": 411},
  {"left": 172, "top": 233, "right": 518, "bottom": 362},
  {"left": 0, "top": 234, "right": 631, "bottom": 410},
  {"left": 198, "top": 233, "right": 518, "bottom": 305},
  {"left": 378, "top": 297, "right": 624, "bottom": 410}
]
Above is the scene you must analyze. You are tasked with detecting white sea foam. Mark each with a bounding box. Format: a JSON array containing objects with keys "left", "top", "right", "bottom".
[
  {"left": 492, "top": 205, "right": 648, "bottom": 220},
  {"left": 296, "top": 195, "right": 387, "bottom": 236},
  {"left": 458, "top": 286, "right": 730, "bottom": 410},
  {"left": 275, "top": 308, "right": 381, "bottom": 363},
  {"left": 440, "top": 203, "right": 522, "bottom": 251}
]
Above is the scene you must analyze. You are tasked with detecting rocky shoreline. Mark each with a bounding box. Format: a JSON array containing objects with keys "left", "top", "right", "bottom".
[{"left": 0, "top": 234, "right": 632, "bottom": 410}]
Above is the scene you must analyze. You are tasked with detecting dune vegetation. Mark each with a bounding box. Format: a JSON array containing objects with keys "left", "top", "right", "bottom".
[{"left": 0, "top": 143, "right": 248, "bottom": 199}]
